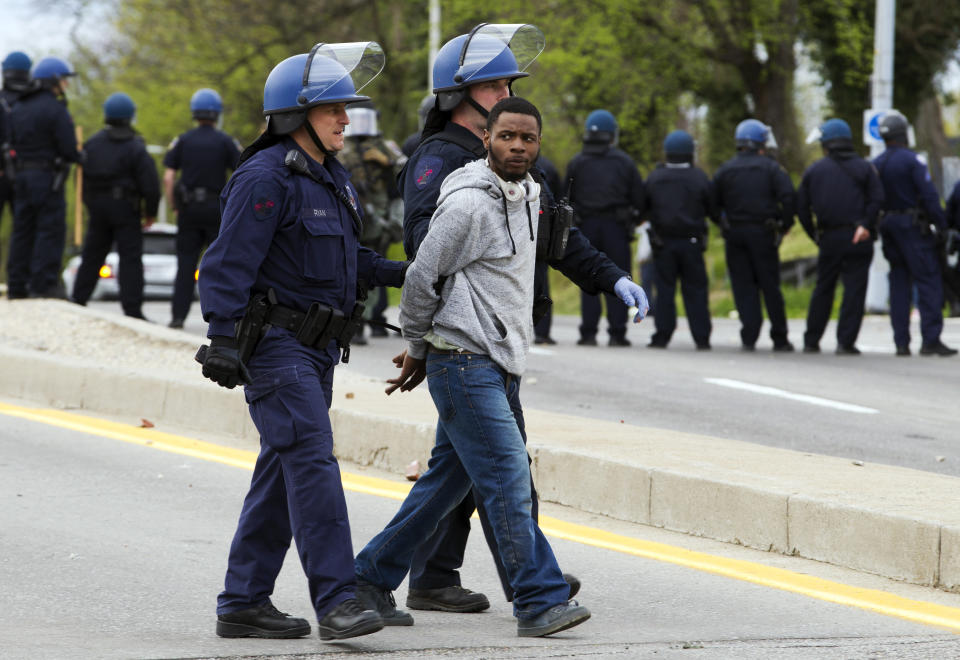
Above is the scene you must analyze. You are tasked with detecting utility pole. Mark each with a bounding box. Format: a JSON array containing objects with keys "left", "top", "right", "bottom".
[{"left": 427, "top": 0, "right": 440, "bottom": 92}]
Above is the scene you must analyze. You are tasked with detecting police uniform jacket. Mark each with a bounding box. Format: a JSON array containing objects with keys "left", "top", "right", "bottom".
[
  {"left": 712, "top": 151, "right": 796, "bottom": 229},
  {"left": 797, "top": 150, "right": 883, "bottom": 242},
  {"left": 82, "top": 126, "right": 160, "bottom": 217},
  {"left": 401, "top": 120, "right": 625, "bottom": 295},
  {"left": 9, "top": 88, "right": 79, "bottom": 165},
  {"left": 872, "top": 145, "right": 945, "bottom": 227},
  {"left": 163, "top": 124, "right": 241, "bottom": 194},
  {"left": 199, "top": 138, "right": 406, "bottom": 361},
  {"left": 564, "top": 145, "right": 644, "bottom": 223},
  {"left": 642, "top": 163, "right": 716, "bottom": 239}
]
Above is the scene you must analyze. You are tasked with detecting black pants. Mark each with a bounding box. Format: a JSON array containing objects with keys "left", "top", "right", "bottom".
[
  {"left": 724, "top": 224, "right": 788, "bottom": 347},
  {"left": 72, "top": 196, "right": 144, "bottom": 316},
  {"left": 803, "top": 228, "right": 873, "bottom": 348},
  {"left": 172, "top": 201, "right": 219, "bottom": 321},
  {"left": 578, "top": 216, "right": 632, "bottom": 340},
  {"left": 408, "top": 376, "right": 537, "bottom": 601},
  {"left": 651, "top": 237, "right": 711, "bottom": 346}
]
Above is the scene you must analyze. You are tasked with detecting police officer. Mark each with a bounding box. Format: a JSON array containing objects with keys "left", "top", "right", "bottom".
[
  {"left": 945, "top": 179, "right": 960, "bottom": 316},
  {"left": 71, "top": 92, "right": 159, "bottom": 319},
  {"left": 873, "top": 112, "right": 956, "bottom": 356},
  {"left": 399, "top": 24, "right": 645, "bottom": 615},
  {"left": 798, "top": 119, "right": 884, "bottom": 355},
  {"left": 339, "top": 100, "right": 405, "bottom": 340},
  {"left": 199, "top": 42, "right": 406, "bottom": 640},
  {"left": 533, "top": 153, "right": 562, "bottom": 344},
  {"left": 713, "top": 119, "right": 796, "bottom": 351},
  {"left": 565, "top": 110, "right": 645, "bottom": 346},
  {"left": 401, "top": 94, "right": 435, "bottom": 158},
  {"left": 644, "top": 130, "right": 716, "bottom": 350},
  {"left": 163, "top": 88, "right": 241, "bottom": 328},
  {"left": 6, "top": 56, "right": 80, "bottom": 299},
  {"left": 1, "top": 51, "right": 32, "bottom": 232}
]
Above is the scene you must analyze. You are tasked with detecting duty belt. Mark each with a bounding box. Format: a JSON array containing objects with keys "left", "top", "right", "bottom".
[
  {"left": 265, "top": 301, "right": 364, "bottom": 362},
  {"left": 15, "top": 159, "right": 54, "bottom": 171}
]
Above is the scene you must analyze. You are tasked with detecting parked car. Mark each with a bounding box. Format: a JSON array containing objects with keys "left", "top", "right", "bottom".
[{"left": 61, "top": 223, "right": 194, "bottom": 301}]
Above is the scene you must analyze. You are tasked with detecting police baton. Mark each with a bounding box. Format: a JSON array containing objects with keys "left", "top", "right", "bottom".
[{"left": 74, "top": 125, "right": 84, "bottom": 246}]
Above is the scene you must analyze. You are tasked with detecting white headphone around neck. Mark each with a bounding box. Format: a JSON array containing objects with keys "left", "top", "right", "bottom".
[{"left": 499, "top": 177, "right": 539, "bottom": 202}]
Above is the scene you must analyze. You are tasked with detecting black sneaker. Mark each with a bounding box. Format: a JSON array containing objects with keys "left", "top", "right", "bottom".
[
  {"left": 608, "top": 336, "right": 631, "bottom": 347},
  {"left": 534, "top": 335, "right": 557, "bottom": 345},
  {"left": 896, "top": 345, "right": 911, "bottom": 356},
  {"left": 517, "top": 600, "right": 591, "bottom": 637},
  {"left": 802, "top": 344, "right": 820, "bottom": 354},
  {"left": 920, "top": 340, "right": 958, "bottom": 357},
  {"left": 317, "top": 598, "right": 383, "bottom": 640},
  {"left": 355, "top": 579, "right": 414, "bottom": 626},
  {"left": 835, "top": 345, "right": 861, "bottom": 355},
  {"left": 216, "top": 601, "right": 311, "bottom": 638},
  {"left": 647, "top": 340, "right": 667, "bottom": 349},
  {"left": 406, "top": 585, "right": 490, "bottom": 613},
  {"left": 695, "top": 342, "right": 711, "bottom": 351},
  {"left": 773, "top": 341, "right": 795, "bottom": 352},
  {"left": 577, "top": 336, "right": 597, "bottom": 346},
  {"left": 563, "top": 573, "right": 581, "bottom": 599},
  {"left": 168, "top": 318, "right": 185, "bottom": 329}
]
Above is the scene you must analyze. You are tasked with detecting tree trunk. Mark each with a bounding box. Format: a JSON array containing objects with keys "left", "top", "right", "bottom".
[{"left": 914, "top": 93, "right": 949, "bottom": 196}]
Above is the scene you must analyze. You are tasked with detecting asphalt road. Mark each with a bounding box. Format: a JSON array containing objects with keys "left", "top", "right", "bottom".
[
  {"left": 126, "top": 299, "right": 960, "bottom": 478},
  {"left": 3, "top": 407, "right": 960, "bottom": 659}
]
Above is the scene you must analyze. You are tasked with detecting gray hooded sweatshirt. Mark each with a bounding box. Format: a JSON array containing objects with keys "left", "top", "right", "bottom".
[{"left": 400, "top": 158, "right": 540, "bottom": 376}]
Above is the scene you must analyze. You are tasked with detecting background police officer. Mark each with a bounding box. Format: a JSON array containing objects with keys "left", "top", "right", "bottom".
[
  {"left": 163, "top": 88, "right": 241, "bottom": 328},
  {"left": 1, "top": 51, "right": 32, "bottom": 237},
  {"left": 946, "top": 178, "right": 960, "bottom": 316},
  {"left": 643, "top": 129, "right": 716, "bottom": 350},
  {"left": 339, "top": 99, "right": 405, "bottom": 341},
  {"left": 6, "top": 56, "right": 80, "bottom": 299},
  {"left": 400, "top": 24, "right": 645, "bottom": 615},
  {"left": 873, "top": 112, "right": 956, "bottom": 356},
  {"left": 565, "top": 109, "right": 645, "bottom": 347},
  {"left": 797, "top": 119, "right": 883, "bottom": 355},
  {"left": 712, "top": 118, "right": 796, "bottom": 351},
  {"left": 199, "top": 42, "right": 405, "bottom": 641},
  {"left": 70, "top": 92, "right": 159, "bottom": 319},
  {"left": 401, "top": 94, "right": 434, "bottom": 159}
]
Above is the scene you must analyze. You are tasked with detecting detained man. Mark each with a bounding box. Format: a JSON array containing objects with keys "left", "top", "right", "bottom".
[{"left": 354, "top": 97, "right": 606, "bottom": 638}]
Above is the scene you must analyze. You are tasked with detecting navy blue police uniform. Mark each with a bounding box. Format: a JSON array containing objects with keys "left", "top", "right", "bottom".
[
  {"left": 201, "top": 136, "right": 405, "bottom": 623},
  {"left": 872, "top": 145, "right": 948, "bottom": 351},
  {"left": 798, "top": 151, "right": 883, "bottom": 352},
  {"left": 643, "top": 162, "right": 716, "bottom": 348},
  {"left": 532, "top": 154, "right": 562, "bottom": 343},
  {"left": 712, "top": 151, "right": 796, "bottom": 349},
  {"left": 7, "top": 87, "right": 80, "bottom": 298},
  {"left": 946, "top": 181, "right": 960, "bottom": 312},
  {"left": 72, "top": 125, "right": 160, "bottom": 317},
  {"left": 164, "top": 125, "right": 241, "bottom": 322},
  {"left": 400, "top": 119, "right": 624, "bottom": 601},
  {"left": 0, "top": 87, "right": 21, "bottom": 229},
  {"left": 564, "top": 144, "right": 644, "bottom": 344}
]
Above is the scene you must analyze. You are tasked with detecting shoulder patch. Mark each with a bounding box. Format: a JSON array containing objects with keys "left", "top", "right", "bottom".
[
  {"left": 413, "top": 155, "right": 443, "bottom": 190},
  {"left": 251, "top": 180, "right": 281, "bottom": 221}
]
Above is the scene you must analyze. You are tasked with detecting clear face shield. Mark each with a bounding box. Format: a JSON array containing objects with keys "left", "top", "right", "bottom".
[
  {"left": 343, "top": 107, "right": 378, "bottom": 137},
  {"left": 454, "top": 23, "right": 545, "bottom": 86},
  {"left": 302, "top": 41, "right": 385, "bottom": 105}
]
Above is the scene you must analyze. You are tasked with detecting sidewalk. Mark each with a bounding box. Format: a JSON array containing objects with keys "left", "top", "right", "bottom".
[{"left": 2, "top": 298, "right": 960, "bottom": 593}]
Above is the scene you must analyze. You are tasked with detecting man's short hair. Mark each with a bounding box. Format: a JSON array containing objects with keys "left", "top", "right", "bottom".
[{"left": 486, "top": 97, "right": 542, "bottom": 134}]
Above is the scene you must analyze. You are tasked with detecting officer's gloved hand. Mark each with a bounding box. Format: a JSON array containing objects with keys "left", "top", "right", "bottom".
[
  {"left": 614, "top": 276, "right": 649, "bottom": 322},
  {"left": 202, "top": 335, "right": 247, "bottom": 389}
]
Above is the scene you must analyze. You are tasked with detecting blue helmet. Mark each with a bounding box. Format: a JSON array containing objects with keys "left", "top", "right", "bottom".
[
  {"left": 103, "top": 92, "right": 136, "bottom": 122},
  {"left": 734, "top": 119, "right": 768, "bottom": 149},
  {"left": 32, "top": 56, "right": 75, "bottom": 82},
  {"left": 819, "top": 118, "right": 852, "bottom": 143},
  {"left": 663, "top": 129, "right": 694, "bottom": 156},
  {"left": 2, "top": 51, "right": 31, "bottom": 73},
  {"left": 190, "top": 88, "right": 222, "bottom": 120},
  {"left": 262, "top": 41, "right": 385, "bottom": 136},
  {"left": 432, "top": 24, "right": 544, "bottom": 112},
  {"left": 584, "top": 109, "right": 618, "bottom": 144}
]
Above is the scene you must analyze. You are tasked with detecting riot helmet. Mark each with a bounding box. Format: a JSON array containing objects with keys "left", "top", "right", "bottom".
[
  {"left": 344, "top": 100, "right": 379, "bottom": 138},
  {"left": 2, "top": 51, "right": 31, "bottom": 92},
  {"left": 190, "top": 88, "right": 222, "bottom": 120},
  {"left": 584, "top": 109, "right": 618, "bottom": 146},
  {"left": 816, "top": 117, "right": 854, "bottom": 152},
  {"left": 663, "top": 129, "right": 694, "bottom": 163},
  {"left": 432, "top": 24, "right": 544, "bottom": 114},
  {"left": 878, "top": 111, "right": 909, "bottom": 143},
  {"left": 103, "top": 92, "right": 136, "bottom": 126},
  {"left": 32, "top": 56, "right": 75, "bottom": 90},
  {"left": 734, "top": 118, "right": 768, "bottom": 150}
]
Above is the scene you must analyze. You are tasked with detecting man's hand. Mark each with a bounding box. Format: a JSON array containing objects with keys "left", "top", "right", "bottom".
[
  {"left": 202, "top": 336, "right": 248, "bottom": 389},
  {"left": 852, "top": 226, "right": 871, "bottom": 244},
  {"left": 613, "top": 276, "right": 650, "bottom": 322},
  {"left": 386, "top": 350, "right": 427, "bottom": 395}
]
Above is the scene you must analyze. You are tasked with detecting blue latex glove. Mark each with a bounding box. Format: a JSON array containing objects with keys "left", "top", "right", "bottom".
[{"left": 613, "top": 276, "right": 649, "bottom": 322}]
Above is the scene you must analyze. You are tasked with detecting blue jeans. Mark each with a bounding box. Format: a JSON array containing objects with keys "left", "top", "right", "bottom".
[{"left": 355, "top": 353, "right": 569, "bottom": 619}]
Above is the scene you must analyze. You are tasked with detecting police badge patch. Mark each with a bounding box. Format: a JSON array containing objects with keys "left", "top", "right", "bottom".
[
  {"left": 413, "top": 155, "right": 443, "bottom": 190},
  {"left": 251, "top": 181, "right": 280, "bottom": 221}
]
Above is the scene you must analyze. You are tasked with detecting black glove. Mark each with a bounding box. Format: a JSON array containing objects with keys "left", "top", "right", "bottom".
[{"left": 202, "top": 335, "right": 246, "bottom": 389}]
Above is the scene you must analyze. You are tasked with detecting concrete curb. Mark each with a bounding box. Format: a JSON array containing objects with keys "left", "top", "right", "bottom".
[{"left": 3, "top": 310, "right": 960, "bottom": 594}]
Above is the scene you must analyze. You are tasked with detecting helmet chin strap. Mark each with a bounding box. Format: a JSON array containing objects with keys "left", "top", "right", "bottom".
[
  {"left": 466, "top": 96, "right": 489, "bottom": 118},
  {"left": 305, "top": 120, "right": 337, "bottom": 158}
]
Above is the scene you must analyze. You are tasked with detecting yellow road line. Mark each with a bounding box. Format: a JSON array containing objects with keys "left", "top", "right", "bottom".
[{"left": 4, "top": 400, "right": 960, "bottom": 633}]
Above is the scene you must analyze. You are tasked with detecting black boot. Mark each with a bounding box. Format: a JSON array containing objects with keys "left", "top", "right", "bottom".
[
  {"left": 355, "top": 579, "right": 414, "bottom": 625},
  {"left": 216, "top": 601, "right": 311, "bottom": 638},
  {"left": 406, "top": 585, "right": 490, "bottom": 613},
  {"left": 317, "top": 598, "right": 383, "bottom": 640}
]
